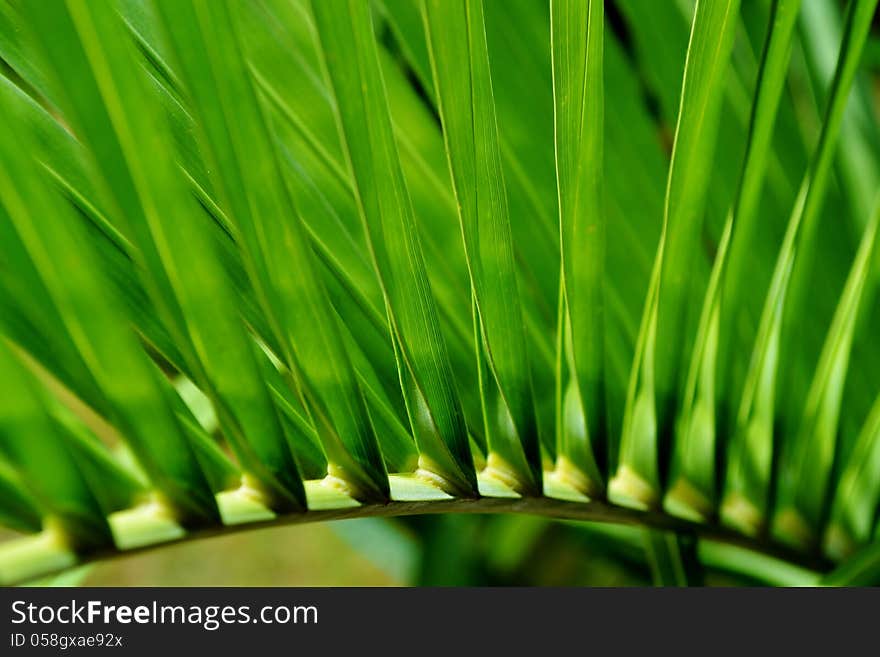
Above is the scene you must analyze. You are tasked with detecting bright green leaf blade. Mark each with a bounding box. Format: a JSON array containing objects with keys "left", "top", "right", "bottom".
[
  {"left": 725, "top": 0, "right": 877, "bottom": 538},
  {"left": 670, "top": 0, "right": 803, "bottom": 523},
  {"left": 0, "top": 75, "right": 219, "bottom": 527},
  {"left": 379, "top": 0, "right": 566, "bottom": 457},
  {"left": 37, "top": 0, "right": 307, "bottom": 511},
  {"left": 245, "top": 9, "right": 482, "bottom": 442},
  {"left": 0, "top": 460, "right": 44, "bottom": 534},
  {"left": 822, "top": 540, "right": 880, "bottom": 586},
  {"left": 172, "top": 409, "right": 242, "bottom": 496},
  {"left": 825, "top": 391, "right": 880, "bottom": 557},
  {"left": 774, "top": 194, "right": 880, "bottom": 545},
  {"left": 611, "top": 0, "right": 742, "bottom": 509},
  {"left": 423, "top": 0, "right": 541, "bottom": 494},
  {"left": 153, "top": 0, "right": 389, "bottom": 502},
  {"left": 800, "top": 0, "right": 880, "bottom": 233},
  {"left": 25, "top": 565, "right": 93, "bottom": 587},
  {"left": 550, "top": 0, "right": 605, "bottom": 497},
  {"left": 775, "top": 0, "right": 880, "bottom": 439},
  {"left": 48, "top": 402, "right": 148, "bottom": 515},
  {"left": 0, "top": 0, "right": 57, "bottom": 109},
  {"left": 310, "top": 0, "right": 477, "bottom": 496},
  {"left": 0, "top": 341, "right": 111, "bottom": 549},
  {"left": 120, "top": 0, "right": 434, "bottom": 463},
  {"left": 643, "top": 530, "right": 703, "bottom": 586}
]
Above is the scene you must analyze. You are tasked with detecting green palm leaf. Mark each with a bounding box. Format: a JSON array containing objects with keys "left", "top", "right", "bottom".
[{"left": 1, "top": 0, "right": 879, "bottom": 587}]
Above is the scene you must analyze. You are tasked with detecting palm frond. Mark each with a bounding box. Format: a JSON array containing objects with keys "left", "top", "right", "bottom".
[{"left": 0, "top": 0, "right": 878, "bottom": 586}]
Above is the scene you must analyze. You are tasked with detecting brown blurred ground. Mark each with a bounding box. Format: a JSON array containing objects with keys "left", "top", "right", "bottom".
[{"left": 82, "top": 523, "right": 399, "bottom": 586}]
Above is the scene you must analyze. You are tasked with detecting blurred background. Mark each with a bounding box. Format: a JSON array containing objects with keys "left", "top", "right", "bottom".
[
  {"left": 36, "top": 515, "right": 758, "bottom": 586},
  {"left": 80, "top": 516, "right": 651, "bottom": 586},
  {"left": 1, "top": 516, "right": 663, "bottom": 586}
]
